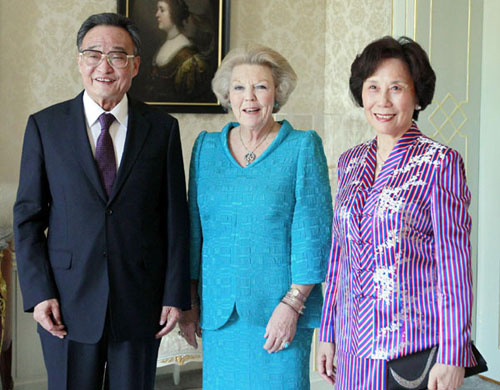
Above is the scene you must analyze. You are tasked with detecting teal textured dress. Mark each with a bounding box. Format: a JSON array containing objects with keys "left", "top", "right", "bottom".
[{"left": 189, "top": 120, "right": 333, "bottom": 389}]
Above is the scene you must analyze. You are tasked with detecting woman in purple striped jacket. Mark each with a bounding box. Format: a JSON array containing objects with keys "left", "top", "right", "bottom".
[{"left": 317, "top": 36, "right": 476, "bottom": 390}]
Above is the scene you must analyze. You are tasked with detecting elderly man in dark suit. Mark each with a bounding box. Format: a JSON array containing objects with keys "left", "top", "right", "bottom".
[{"left": 13, "top": 12, "right": 190, "bottom": 390}]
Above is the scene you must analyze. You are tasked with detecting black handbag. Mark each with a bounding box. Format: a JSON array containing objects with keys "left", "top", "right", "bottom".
[{"left": 386, "top": 343, "right": 488, "bottom": 390}]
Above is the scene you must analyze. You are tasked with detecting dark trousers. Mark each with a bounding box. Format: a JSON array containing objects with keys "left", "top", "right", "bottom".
[{"left": 39, "top": 327, "right": 161, "bottom": 390}]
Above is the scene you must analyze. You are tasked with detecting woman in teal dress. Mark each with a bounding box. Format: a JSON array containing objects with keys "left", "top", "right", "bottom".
[{"left": 179, "top": 44, "right": 333, "bottom": 389}]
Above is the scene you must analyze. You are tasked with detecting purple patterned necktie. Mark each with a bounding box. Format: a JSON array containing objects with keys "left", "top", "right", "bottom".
[{"left": 95, "top": 113, "right": 116, "bottom": 197}]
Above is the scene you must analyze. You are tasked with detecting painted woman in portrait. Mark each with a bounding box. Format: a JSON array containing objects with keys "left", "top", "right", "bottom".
[{"left": 149, "top": 0, "right": 213, "bottom": 103}]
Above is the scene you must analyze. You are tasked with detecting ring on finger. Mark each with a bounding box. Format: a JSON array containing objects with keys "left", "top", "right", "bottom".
[{"left": 283, "top": 341, "right": 290, "bottom": 349}]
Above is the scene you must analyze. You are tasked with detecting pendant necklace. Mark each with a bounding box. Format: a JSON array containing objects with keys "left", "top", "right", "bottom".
[
  {"left": 239, "top": 126, "right": 273, "bottom": 166},
  {"left": 376, "top": 149, "right": 387, "bottom": 170}
]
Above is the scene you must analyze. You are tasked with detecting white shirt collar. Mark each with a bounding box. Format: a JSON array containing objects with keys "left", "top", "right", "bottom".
[{"left": 82, "top": 91, "right": 129, "bottom": 128}]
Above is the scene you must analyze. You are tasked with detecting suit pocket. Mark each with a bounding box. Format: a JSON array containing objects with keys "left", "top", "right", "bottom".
[{"left": 48, "top": 250, "right": 72, "bottom": 269}]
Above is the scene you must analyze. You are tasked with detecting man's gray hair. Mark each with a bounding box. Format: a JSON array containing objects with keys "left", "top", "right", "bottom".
[{"left": 77, "top": 13, "right": 142, "bottom": 55}]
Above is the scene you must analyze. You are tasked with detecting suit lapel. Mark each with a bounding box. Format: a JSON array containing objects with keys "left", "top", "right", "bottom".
[
  {"left": 67, "top": 93, "right": 108, "bottom": 202},
  {"left": 108, "top": 98, "right": 151, "bottom": 203},
  {"left": 346, "top": 142, "right": 375, "bottom": 218},
  {"left": 376, "top": 126, "right": 422, "bottom": 190}
]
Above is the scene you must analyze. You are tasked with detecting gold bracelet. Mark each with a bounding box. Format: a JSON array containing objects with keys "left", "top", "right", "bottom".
[
  {"left": 284, "top": 293, "right": 306, "bottom": 307},
  {"left": 281, "top": 296, "right": 305, "bottom": 315},
  {"left": 281, "top": 299, "right": 302, "bottom": 315}
]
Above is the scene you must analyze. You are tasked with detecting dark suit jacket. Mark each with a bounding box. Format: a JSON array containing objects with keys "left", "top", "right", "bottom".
[{"left": 14, "top": 92, "right": 190, "bottom": 343}]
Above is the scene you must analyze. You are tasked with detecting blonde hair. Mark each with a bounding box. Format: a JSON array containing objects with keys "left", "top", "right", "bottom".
[{"left": 211, "top": 44, "right": 297, "bottom": 113}]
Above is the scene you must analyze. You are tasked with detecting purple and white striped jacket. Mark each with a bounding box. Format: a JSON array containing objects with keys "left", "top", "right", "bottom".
[{"left": 320, "top": 124, "right": 476, "bottom": 368}]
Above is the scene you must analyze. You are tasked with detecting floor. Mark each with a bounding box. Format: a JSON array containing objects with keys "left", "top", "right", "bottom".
[
  {"left": 155, "top": 370, "right": 499, "bottom": 389},
  {"left": 155, "top": 369, "right": 202, "bottom": 390},
  {"left": 463, "top": 376, "right": 500, "bottom": 390}
]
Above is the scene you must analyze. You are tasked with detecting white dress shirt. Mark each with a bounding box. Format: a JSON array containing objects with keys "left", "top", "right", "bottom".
[{"left": 82, "top": 91, "right": 129, "bottom": 169}]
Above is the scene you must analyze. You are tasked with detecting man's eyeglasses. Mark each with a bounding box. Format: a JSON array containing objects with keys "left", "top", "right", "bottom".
[{"left": 79, "top": 49, "right": 135, "bottom": 69}]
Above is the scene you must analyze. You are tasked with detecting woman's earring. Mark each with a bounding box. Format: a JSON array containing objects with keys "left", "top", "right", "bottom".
[
  {"left": 228, "top": 103, "right": 232, "bottom": 109},
  {"left": 415, "top": 104, "right": 422, "bottom": 110},
  {"left": 274, "top": 102, "right": 279, "bottom": 109}
]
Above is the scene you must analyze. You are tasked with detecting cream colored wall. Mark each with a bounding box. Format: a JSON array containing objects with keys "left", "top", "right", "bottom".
[
  {"left": 0, "top": 0, "right": 327, "bottom": 183},
  {"left": 323, "top": 0, "right": 392, "bottom": 184},
  {"left": 0, "top": 0, "right": 393, "bottom": 386},
  {"left": 0, "top": 0, "right": 117, "bottom": 183},
  {"left": 0, "top": 0, "right": 107, "bottom": 180},
  {"left": 0, "top": 0, "right": 392, "bottom": 185},
  {"left": 476, "top": 0, "right": 500, "bottom": 381}
]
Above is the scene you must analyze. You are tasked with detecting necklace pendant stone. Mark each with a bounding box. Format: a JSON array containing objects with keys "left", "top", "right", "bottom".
[{"left": 244, "top": 152, "right": 256, "bottom": 166}]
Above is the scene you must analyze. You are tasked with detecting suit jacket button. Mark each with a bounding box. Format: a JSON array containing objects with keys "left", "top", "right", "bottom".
[
  {"left": 106, "top": 209, "right": 113, "bottom": 216},
  {"left": 103, "top": 251, "right": 107, "bottom": 257}
]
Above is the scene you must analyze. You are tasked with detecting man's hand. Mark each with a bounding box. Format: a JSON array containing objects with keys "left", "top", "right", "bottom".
[
  {"left": 33, "top": 299, "right": 67, "bottom": 338},
  {"left": 428, "top": 363, "right": 465, "bottom": 390},
  {"left": 155, "top": 306, "right": 181, "bottom": 338},
  {"left": 178, "top": 306, "right": 201, "bottom": 348}
]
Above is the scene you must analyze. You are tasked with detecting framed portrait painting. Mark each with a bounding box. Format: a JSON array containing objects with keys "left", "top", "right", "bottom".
[{"left": 118, "top": 0, "right": 230, "bottom": 113}]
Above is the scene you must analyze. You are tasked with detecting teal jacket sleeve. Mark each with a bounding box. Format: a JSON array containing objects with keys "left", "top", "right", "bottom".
[
  {"left": 188, "top": 131, "right": 207, "bottom": 280},
  {"left": 291, "top": 130, "right": 333, "bottom": 284}
]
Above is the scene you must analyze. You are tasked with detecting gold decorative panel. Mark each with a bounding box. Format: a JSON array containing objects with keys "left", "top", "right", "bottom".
[
  {"left": 392, "top": 0, "right": 484, "bottom": 347},
  {"left": 392, "top": 0, "right": 472, "bottom": 167},
  {"left": 428, "top": 93, "right": 468, "bottom": 140}
]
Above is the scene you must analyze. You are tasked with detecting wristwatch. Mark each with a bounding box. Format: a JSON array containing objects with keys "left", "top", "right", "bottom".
[{"left": 289, "top": 287, "right": 306, "bottom": 302}]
